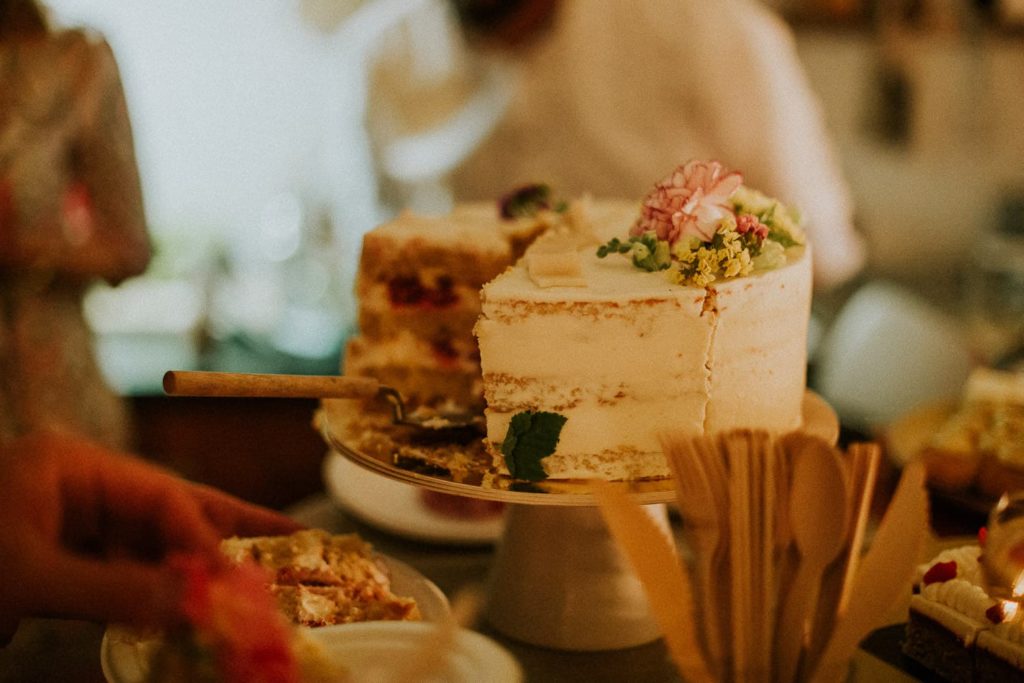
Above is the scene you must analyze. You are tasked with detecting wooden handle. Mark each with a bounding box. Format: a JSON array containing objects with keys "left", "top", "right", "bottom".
[{"left": 162, "top": 371, "right": 381, "bottom": 400}]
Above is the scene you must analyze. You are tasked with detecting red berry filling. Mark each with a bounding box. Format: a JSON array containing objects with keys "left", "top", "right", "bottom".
[
  {"left": 430, "top": 338, "right": 459, "bottom": 366},
  {"left": 923, "top": 560, "right": 958, "bottom": 585},
  {"left": 986, "top": 602, "right": 1010, "bottom": 624},
  {"left": 387, "top": 275, "right": 458, "bottom": 308}
]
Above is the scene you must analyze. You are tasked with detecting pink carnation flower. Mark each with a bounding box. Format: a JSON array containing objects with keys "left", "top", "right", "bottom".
[{"left": 632, "top": 160, "right": 743, "bottom": 243}]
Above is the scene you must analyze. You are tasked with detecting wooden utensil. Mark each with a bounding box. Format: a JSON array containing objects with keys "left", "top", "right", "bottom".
[
  {"left": 592, "top": 481, "right": 714, "bottom": 683},
  {"left": 162, "top": 370, "right": 484, "bottom": 436},
  {"left": 775, "top": 436, "right": 850, "bottom": 683},
  {"left": 809, "top": 461, "right": 928, "bottom": 683},
  {"left": 805, "top": 441, "right": 881, "bottom": 673},
  {"left": 724, "top": 432, "right": 754, "bottom": 679},
  {"left": 838, "top": 443, "right": 881, "bottom": 616},
  {"left": 752, "top": 432, "right": 779, "bottom": 678},
  {"left": 661, "top": 433, "right": 725, "bottom": 676}
]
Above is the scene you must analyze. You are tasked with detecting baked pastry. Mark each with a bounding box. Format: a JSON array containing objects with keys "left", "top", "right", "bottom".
[
  {"left": 474, "top": 160, "right": 812, "bottom": 481},
  {"left": 220, "top": 529, "right": 420, "bottom": 627},
  {"left": 918, "top": 368, "right": 1024, "bottom": 497}
]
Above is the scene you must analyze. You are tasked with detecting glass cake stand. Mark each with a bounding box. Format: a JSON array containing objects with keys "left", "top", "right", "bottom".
[{"left": 318, "top": 391, "right": 839, "bottom": 652}]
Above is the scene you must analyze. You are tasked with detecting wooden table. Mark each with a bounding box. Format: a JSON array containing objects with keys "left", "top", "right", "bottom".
[{"left": 0, "top": 463, "right": 982, "bottom": 682}]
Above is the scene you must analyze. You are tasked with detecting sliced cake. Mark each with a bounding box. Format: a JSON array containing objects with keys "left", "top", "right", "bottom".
[
  {"left": 343, "top": 201, "right": 549, "bottom": 410},
  {"left": 474, "top": 160, "right": 812, "bottom": 481}
]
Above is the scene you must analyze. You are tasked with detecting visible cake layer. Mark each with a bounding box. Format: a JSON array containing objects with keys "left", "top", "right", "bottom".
[
  {"left": 357, "top": 210, "right": 514, "bottom": 286},
  {"left": 475, "top": 240, "right": 811, "bottom": 480},
  {"left": 904, "top": 600, "right": 978, "bottom": 683},
  {"left": 346, "top": 203, "right": 561, "bottom": 413},
  {"left": 344, "top": 332, "right": 482, "bottom": 409},
  {"left": 451, "top": 200, "right": 551, "bottom": 260},
  {"left": 357, "top": 283, "right": 482, "bottom": 341}
]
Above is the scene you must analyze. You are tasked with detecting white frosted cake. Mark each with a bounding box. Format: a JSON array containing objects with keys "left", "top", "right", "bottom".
[{"left": 475, "top": 160, "right": 812, "bottom": 481}]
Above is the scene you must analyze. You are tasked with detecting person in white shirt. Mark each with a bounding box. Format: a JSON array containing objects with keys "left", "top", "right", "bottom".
[{"left": 449, "top": 0, "right": 866, "bottom": 291}]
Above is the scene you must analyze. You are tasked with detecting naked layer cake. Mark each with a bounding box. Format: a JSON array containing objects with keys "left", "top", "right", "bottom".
[
  {"left": 334, "top": 189, "right": 603, "bottom": 481},
  {"left": 343, "top": 200, "right": 548, "bottom": 410},
  {"left": 475, "top": 160, "right": 812, "bottom": 481}
]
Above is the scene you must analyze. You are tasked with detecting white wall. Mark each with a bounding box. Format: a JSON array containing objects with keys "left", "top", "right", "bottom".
[
  {"left": 46, "top": 0, "right": 379, "bottom": 268},
  {"left": 795, "top": 29, "right": 1024, "bottom": 286}
]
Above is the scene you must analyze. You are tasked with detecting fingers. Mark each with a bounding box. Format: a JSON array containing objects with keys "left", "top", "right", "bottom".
[
  {"left": 52, "top": 430, "right": 301, "bottom": 543},
  {"left": 188, "top": 483, "right": 304, "bottom": 539},
  {"left": 91, "top": 454, "right": 223, "bottom": 556},
  {"left": 24, "top": 547, "right": 185, "bottom": 629}
]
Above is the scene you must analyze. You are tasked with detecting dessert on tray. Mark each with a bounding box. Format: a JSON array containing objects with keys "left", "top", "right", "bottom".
[
  {"left": 915, "top": 367, "right": 1024, "bottom": 498},
  {"left": 475, "top": 160, "right": 812, "bottom": 481},
  {"left": 903, "top": 532, "right": 1024, "bottom": 681}
]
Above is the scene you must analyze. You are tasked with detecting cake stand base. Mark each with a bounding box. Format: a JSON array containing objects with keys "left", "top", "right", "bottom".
[{"left": 484, "top": 503, "right": 670, "bottom": 651}]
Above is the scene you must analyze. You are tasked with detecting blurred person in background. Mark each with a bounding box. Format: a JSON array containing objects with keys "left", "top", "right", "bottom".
[
  {"left": 0, "top": 0, "right": 150, "bottom": 450},
  {"left": 447, "top": 0, "right": 866, "bottom": 291}
]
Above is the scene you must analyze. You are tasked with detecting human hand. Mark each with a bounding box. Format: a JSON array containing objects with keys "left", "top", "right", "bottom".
[{"left": 0, "top": 430, "right": 303, "bottom": 638}]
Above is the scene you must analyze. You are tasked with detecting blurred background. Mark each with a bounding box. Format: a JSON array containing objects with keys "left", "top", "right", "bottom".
[{"left": 33, "top": 0, "right": 1024, "bottom": 503}]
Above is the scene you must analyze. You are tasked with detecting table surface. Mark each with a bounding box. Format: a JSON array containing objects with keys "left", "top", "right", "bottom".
[
  {"left": 0, "top": 491, "right": 959, "bottom": 683},
  {"left": 288, "top": 495, "right": 940, "bottom": 683}
]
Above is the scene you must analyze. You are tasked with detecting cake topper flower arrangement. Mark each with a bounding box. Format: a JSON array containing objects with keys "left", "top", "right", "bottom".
[{"left": 597, "top": 160, "right": 806, "bottom": 287}]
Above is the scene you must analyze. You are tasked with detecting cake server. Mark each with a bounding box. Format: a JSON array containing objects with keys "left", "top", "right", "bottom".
[{"left": 162, "top": 370, "right": 484, "bottom": 436}]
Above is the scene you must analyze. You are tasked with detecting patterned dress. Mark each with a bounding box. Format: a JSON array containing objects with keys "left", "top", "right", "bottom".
[{"left": 0, "top": 28, "right": 150, "bottom": 449}]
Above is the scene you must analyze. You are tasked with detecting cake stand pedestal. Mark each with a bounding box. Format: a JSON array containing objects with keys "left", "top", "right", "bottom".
[
  {"left": 485, "top": 503, "right": 670, "bottom": 650},
  {"left": 319, "top": 391, "right": 838, "bottom": 652}
]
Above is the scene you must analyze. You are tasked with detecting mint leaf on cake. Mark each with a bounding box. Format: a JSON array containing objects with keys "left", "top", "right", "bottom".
[
  {"left": 501, "top": 411, "right": 567, "bottom": 481},
  {"left": 500, "top": 183, "right": 554, "bottom": 219}
]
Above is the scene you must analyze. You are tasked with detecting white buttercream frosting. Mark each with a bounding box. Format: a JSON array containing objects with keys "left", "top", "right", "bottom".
[
  {"left": 475, "top": 204, "right": 812, "bottom": 480},
  {"left": 919, "top": 579, "right": 994, "bottom": 623},
  {"left": 915, "top": 545, "right": 986, "bottom": 587}
]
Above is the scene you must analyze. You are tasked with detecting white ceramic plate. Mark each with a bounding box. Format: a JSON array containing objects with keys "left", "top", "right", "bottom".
[
  {"left": 303, "top": 621, "right": 522, "bottom": 682},
  {"left": 100, "top": 555, "right": 449, "bottom": 683},
  {"left": 323, "top": 451, "right": 506, "bottom": 545}
]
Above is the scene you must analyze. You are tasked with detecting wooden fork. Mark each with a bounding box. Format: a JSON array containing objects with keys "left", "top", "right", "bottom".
[{"left": 661, "top": 432, "right": 726, "bottom": 677}]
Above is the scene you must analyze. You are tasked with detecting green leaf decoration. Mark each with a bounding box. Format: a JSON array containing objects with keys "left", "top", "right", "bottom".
[
  {"left": 596, "top": 233, "right": 670, "bottom": 272},
  {"left": 500, "top": 184, "right": 552, "bottom": 219},
  {"left": 767, "top": 229, "right": 799, "bottom": 248},
  {"left": 501, "top": 411, "right": 567, "bottom": 481}
]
